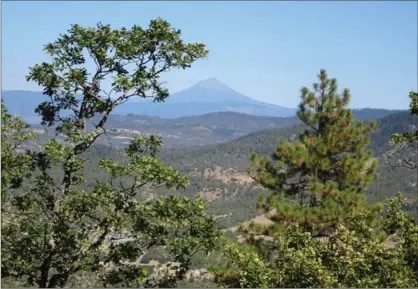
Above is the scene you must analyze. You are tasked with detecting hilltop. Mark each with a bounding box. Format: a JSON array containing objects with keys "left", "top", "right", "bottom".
[
  {"left": 2, "top": 78, "right": 296, "bottom": 120},
  {"left": 2, "top": 78, "right": 402, "bottom": 122}
]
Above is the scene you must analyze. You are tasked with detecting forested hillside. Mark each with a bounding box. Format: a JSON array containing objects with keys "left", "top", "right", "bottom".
[
  {"left": 2, "top": 18, "right": 417, "bottom": 289},
  {"left": 24, "top": 108, "right": 402, "bottom": 149},
  {"left": 158, "top": 111, "right": 416, "bottom": 170},
  {"left": 76, "top": 110, "right": 417, "bottom": 228}
]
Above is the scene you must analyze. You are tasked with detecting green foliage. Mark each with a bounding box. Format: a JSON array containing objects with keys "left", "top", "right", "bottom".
[
  {"left": 3, "top": 19, "right": 416, "bottom": 288},
  {"left": 387, "top": 91, "right": 418, "bottom": 220},
  {"left": 152, "top": 100, "right": 416, "bottom": 227},
  {"left": 391, "top": 91, "right": 418, "bottom": 145},
  {"left": 156, "top": 110, "right": 416, "bottom": 173},
  {"left": 390, "top": 91, "right": 418, "bottom": 170},
  {"left": 1, "top": 19, "right": 223, "bottom": 288},
  {"left": 1, "top": 103, "right": 38, "bottom": 204},
  {"left": 214, "top": 205, "right": 417, "bottom": 288},
  {"left": 211, "top": 70, "right": 418, "bottom": 288},
  {"left": 384, "top": 193, "right": 418, "bottom": 282},
  {"left": 248, "top": 69, "right": 381, "bottom": 235}
]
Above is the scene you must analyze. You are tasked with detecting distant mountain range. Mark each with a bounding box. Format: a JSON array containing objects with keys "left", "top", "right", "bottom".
[
  {"left": 2, "top": 78, "right": 297, "bottom": 121},
  {"left": 2, "top": 77, "right": 404, "bottom": 125},
  {"left": 114, "top": 77, "right": 299, "bottom": 118}
]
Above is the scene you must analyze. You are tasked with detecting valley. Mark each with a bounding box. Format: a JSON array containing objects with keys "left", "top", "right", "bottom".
[
  {"left": 4, "top": 97, "right": 416, "bottom": 287},
  {"left": 4, "top": 88, "right": 416, "bottom": 235},
  {"left": 74, "top": 110, "right": 418, "bottom": 231}
]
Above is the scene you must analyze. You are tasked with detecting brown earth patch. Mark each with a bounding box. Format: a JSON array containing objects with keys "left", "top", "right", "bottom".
[
  {"left": 197, "top": 188, "right": 223, "bottom": 202},
  {"left": 203, "top": 166, "right": 254, "bottom": 185}
]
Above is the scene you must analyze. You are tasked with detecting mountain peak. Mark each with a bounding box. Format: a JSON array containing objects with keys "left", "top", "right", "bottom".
[{"left": 191, "top": 77, "right": 233, "bottom": 92}]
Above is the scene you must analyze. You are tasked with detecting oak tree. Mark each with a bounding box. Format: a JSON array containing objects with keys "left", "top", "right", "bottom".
[{"left": 1, "top": 19, "right": 222, "bottom": 288}]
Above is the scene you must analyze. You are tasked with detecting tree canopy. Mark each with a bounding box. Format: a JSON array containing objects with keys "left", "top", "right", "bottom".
[
  {"left": 247, "top": 69, "right": 381, "bottom": 235},
  {"left": 2, "top": 19, "right": 418, "bottom": 289},
  {"left": 1, "top": 19, "right": 222, "bottom": 288},
  {"left": 210, "top": 70, "right": 418, "bottom": 288}
]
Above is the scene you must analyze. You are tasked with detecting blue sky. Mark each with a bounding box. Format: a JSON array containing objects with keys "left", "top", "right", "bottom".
[{"left": 3, "top": 1, "right": 417, "bottom": 109}]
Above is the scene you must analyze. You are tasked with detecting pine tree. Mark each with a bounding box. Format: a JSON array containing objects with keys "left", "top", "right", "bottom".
[
  {"left": 210, "top": 70, "right": 418, "bottom": 288},
  {"left": 248, "top": 69, "right": 381, "bottom": 236}
]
